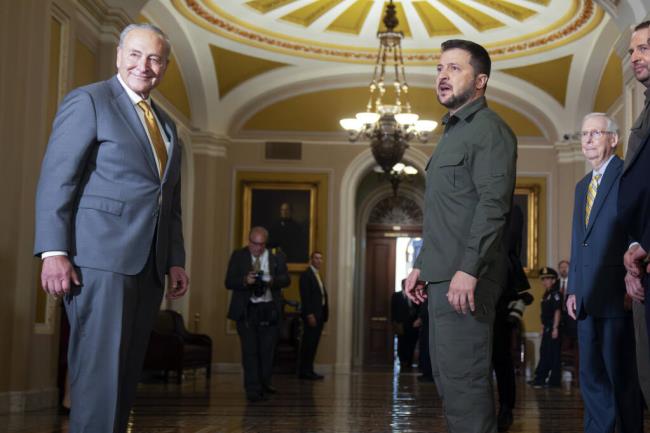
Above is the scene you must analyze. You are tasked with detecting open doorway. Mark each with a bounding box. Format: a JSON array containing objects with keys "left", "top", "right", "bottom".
[{"left": 363, "top": 226, "right": 422, "bottom": 366}]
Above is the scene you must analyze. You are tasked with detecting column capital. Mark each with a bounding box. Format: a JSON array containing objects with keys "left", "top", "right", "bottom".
[
  {"left": 554, "top": 137, "right": 583, "bottom": 164},
  {"left": 190, "top": 131, "right": 229, "bottom": 158}
]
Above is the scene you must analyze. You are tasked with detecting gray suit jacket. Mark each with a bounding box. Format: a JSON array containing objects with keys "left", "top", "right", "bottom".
[{"left": 34, "top": 76, "right": 185, "bottom": 280}]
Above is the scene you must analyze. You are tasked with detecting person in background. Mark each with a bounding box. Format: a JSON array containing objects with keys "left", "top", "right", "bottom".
[
  {"left": 528, "top": 267, "right": 562, "bottom": 388},
  {"left": 391, "top": 280, "right": 421, "bottom": 371},
  {"left": 298, "top": 251, "right": 328, "bottom": 380},
  {"left": 225, "top": 226, "right": 290, "bottom": 402}
]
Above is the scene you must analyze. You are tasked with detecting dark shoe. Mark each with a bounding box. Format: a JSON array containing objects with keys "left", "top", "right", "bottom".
[
  {"left": 310, "top": 372, "right": 324, "bottom": 380},
  {"left": 298, "top": 372, "right": 320, "bottom": 380},
  {"left": 246, "top": 393, "right": 268, "bottom": 402},
  {"left": 497, "top": 408, "right": 513, "bottom": 432},
  {"left": 263, "top": 384, "right": 278, "bottom": 394},
  {"left": 417, "top": 375, "right": 434, "bottom": 383},
  {"left": 527, "top": 380, "right": 543, "bottom": 389}
]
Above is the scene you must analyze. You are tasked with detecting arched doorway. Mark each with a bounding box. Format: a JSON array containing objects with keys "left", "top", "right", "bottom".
[{"left": 362, "top": 194, "right": 423, "bottom": 366}]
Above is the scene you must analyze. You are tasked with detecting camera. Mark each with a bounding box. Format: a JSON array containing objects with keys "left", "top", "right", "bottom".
[
  {"left": 250, "top": 271, "right": 269, "bottom": 298},
  {"left": 506, "top": 291, "right": 534, "bottom": 325}
]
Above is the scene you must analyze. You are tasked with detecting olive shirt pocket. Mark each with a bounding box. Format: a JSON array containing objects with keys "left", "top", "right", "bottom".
[{"left": 436, "top": 152, "right": 466, "bottom": 188}]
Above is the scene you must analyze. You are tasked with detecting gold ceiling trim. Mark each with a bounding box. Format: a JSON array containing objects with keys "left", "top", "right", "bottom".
[
  {"left": 412, "top": 2, "right": 460, "bottom": 37},
  {"left": 437, "top": 0, "right": 503, "bottom": 32},
  {"left": 174, "top": 0, "right": 602, "bottom": 63},
  {"left": 282, "top": 0, "right": 345, "bottom": 27},
  {"left": 326, "top": 0, "right": 373, "bottom": 35},
  {"left": 471, "top": 0, "right": 537, "bottom": 22},
  {"left": 246, "top": 0, "right": 297, "bottom": 14}
]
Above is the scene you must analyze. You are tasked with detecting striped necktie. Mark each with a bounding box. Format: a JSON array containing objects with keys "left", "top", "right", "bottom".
[
  {"left": 585, "top": 173, "right": 601, "bottom": 226},
  {"left": 137, "top": 100, "right": 168, "bottom": 178}
]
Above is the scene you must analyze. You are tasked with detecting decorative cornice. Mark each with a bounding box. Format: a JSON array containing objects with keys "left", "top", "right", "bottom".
[
  {"left": 76, "top": 0, "right": 131, "bottom": 40},
  {"left": 554, "top": 138, "right": 584, "bottom": 163},
  {"left": 191, "top": 131, "right": 228, "bottom": 158},
  {"left": 173, "top": 0, "right": 603, "bottom": 63}
]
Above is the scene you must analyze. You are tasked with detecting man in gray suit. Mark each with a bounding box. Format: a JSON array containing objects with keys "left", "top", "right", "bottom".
[
  {"left": 34, "top": 24, "right": 189, "bottom": 433},
  {"left": 405, "top": 39, "right": 516, "bottom": 433}
]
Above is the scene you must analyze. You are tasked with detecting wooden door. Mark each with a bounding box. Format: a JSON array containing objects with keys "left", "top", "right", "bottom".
[{"left": 363, "top": 236, "right": 396, "bottom": 365}]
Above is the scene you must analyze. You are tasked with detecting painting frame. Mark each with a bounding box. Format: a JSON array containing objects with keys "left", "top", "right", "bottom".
[
  {"left": 514, "top": 182, "right": 541, "bottom": 277},
  {"left": 241, "top": 181, "right": 318, "bottom": 271}
]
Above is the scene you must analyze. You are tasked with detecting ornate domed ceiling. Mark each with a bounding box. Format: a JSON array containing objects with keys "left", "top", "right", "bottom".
[{"left": 172, "top": 0, "right": 603, "bottom": 62}]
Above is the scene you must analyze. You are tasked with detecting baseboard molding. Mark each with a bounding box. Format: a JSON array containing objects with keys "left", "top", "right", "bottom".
[
  {"left": 213, "top": 362, "right": 242, "bottom": 373},
  {"left": 0, "top": 387, "right": 58, "bottom": 414}
]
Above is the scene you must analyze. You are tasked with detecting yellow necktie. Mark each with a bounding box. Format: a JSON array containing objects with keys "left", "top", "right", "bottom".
[
  {"left": 137, "top": 100, "right": 168, "bottom": 178},
  {"left": 585, "top": 173, "right": 601, "bottom": 226},
  {"left": 252, "top": 256, "right": 261, "bottom": 272}
]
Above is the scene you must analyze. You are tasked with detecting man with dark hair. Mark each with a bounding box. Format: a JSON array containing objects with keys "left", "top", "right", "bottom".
[
  {"left": 298, "top": 251, "right": 328, "bottom": 380},
  {"left": 225, "top": 226, "right": 290, "bottom": 401},
  {"left": 619, "top": 19, "right": 650, "bottom": 407},
  {"left": 405, "top": 39, "right": 516, "bottom": 433}
]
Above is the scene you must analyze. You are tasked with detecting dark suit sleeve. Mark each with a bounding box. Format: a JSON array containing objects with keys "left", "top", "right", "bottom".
[
  {"left": 225, "top": 250, "right": 248, "bottom": 291},
  {"left": 272, "top": 253, "right": 290, "bottom": 289},
  {"left": 459, "top": 124, "right": 517, "bottom": 277},
  {"left": 34, "top": 89, "right": 98, "bottom": 255},
  {"left": 300, "top": 271, "right": 314, "bottom": 316},
  {"left": 167, "top": 144, "right": 186, "bottom": 268}
]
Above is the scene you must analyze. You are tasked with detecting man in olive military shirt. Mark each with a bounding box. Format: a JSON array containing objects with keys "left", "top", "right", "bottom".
[{"left": 405, "top": 39, "right": 517, "bottom": 433}]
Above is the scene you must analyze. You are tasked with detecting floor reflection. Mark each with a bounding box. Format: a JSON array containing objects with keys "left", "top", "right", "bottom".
[{"left": 1, "top": 368, "right": 643, "bottom": 432}]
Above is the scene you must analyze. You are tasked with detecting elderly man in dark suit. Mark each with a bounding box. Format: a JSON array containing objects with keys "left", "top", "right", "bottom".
[
  {"left": 34, "top": 24, "right": 189, "bottom": 433},
  {"left": 567, "top": 113, "right": 642, "bottom": 433},
  {"left": 404, "top": 39, "right": 516, "bottom": 433},
  {"left": 298, "top": 251, "right": 328, "bottom": 380},
  {"left": 225, "top": 226, "right": 290, "bottom": 401}
]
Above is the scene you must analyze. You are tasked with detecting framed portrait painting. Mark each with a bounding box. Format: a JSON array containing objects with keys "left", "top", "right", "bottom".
[
  {"left": 514, "top": 180, "right": 542, "bottom": 277},
  {"left": 242, "top": 182, "right": 317, "bottom": 270}
]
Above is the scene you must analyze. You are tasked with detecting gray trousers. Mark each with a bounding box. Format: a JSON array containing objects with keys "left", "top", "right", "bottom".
[
  {"left": 64, "top": 254, "right": 163, "bottom": 433},
  {"left": 428, "top": 279, "right": 500, "bottom": 433},
  {"left": 633, "top": 301, "right": 650, "bottom": 403}
]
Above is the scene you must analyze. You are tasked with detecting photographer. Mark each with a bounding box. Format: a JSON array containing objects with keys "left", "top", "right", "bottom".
[{"left": 225, "top": 226, "right": 290, "bottom": 402}]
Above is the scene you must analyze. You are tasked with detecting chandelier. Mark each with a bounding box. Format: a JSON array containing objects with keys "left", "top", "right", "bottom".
[{"left": 339, "top": 0, "right": 437, "bottom": 174}]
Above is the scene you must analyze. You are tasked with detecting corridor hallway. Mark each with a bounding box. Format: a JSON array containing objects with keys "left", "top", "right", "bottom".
[{"left": 1, "top": 367, "right": 616, "bottom": 433}]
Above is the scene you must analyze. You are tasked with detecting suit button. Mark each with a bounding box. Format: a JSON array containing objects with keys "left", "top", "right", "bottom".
[{"left": 582, "top": 242, "right": 588, "bottom": 247}]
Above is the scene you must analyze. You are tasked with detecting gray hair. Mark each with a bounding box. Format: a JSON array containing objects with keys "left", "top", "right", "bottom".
[
  {"left": 119, "top": 23, "right": 171, "bottom": 59},
  {"left": 249, "top": 226, "right": 269, "bottom": 240},
  {"left": 582, "top": 112, "right": 619, "bottom": 135}
]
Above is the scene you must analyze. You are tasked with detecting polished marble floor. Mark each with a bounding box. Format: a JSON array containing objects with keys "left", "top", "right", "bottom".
[{"left": 1, "top": 368, "right": 645, "bottom": 433}]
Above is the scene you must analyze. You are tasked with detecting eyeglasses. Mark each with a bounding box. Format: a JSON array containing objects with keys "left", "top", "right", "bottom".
[{"left": 581, "top": 130, "right": 613, "bottom": 139}]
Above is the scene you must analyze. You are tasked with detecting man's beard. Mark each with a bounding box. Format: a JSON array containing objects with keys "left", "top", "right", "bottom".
[{"left": 437, "top": 84, "right": 475, "bottom": 111}]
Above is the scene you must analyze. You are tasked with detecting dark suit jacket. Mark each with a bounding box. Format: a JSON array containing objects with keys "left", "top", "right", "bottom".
[
  {"left": 391, "top": 291, "right": 418, "bottom": 328},
  {"left": 569, "top": 156, "right": 628, "bottom": 318},
  {"left": 225, "top": 247, "right": 290, "bottom": 321},
  {"left": 33, "top": 76, "right": 185, "bottom": 281},
  {"left": 619, "top": 131, "right": 650, "bottom": 251},
  {"left": 299, "top": 267, "right": 328, "bottom": 323}
]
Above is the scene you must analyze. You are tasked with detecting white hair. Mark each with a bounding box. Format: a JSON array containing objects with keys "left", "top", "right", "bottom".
[
  {"left": 119, "top": 23, "right": 171, "bottom": 59},
  {"left": 582, "top": 112, "right": 619, "bottom": 135}
]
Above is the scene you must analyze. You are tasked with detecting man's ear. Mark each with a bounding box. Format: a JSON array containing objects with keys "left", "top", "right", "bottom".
[{"left": 475, "top": 73, "right": 488, "bottom": 91}]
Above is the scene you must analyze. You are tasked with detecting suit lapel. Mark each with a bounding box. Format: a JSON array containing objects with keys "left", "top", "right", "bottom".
[
  {"left": 624, "top": 130, "right": 650, "bottom": 174},
  {"left": 109, "top": 77, "right": 162, "bottom": 178},
  {"left": 152, "top": 100, "right": 176, "bottom": 182},
  {"left": 584, "top": 157, "right": 621, "bottom": 238}
]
